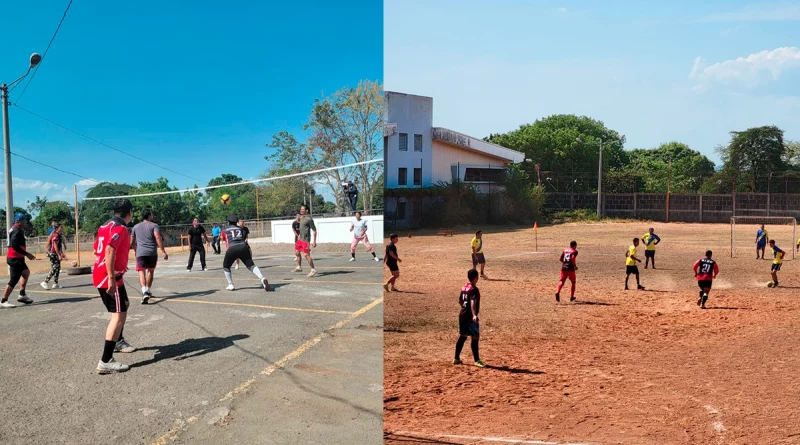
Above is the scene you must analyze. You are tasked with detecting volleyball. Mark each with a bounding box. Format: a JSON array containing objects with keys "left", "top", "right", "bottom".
[{"left": 221, "top": 194, "right": 231, "bottom": 205}]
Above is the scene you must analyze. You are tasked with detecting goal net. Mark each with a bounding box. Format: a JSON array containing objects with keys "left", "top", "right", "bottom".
[{"left": 731, "top": 216, "right": 797, "bottom": 259}]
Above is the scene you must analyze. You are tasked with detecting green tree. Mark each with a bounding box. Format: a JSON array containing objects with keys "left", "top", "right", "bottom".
[
  {"left": 131, "top": 177, "right": 187, "bottom": 225},
  {"left": 204, "top": 174, "right": 256, "bottom": 221},
  {"left": 81, "top": 182, "right": 138, "bottom": 233},
  {"left": 31, "top": 201, "right": 75, "bottom": 236},
  {"left": 717, "top": 126, "right": 786, "bottom": 191},
  {"left": 624, "top": 142, "right": 715, "bottom": 193}
]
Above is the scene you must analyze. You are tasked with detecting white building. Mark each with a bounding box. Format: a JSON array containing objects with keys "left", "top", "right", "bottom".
[{"left": 383, "top": 91, "right": 525, "bottom": 226}]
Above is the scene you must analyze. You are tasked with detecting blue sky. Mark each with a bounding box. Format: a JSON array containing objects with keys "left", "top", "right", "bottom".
[
  {"left": 384, "top": 0, "right": 800, "bottom": 166},
  {"left": 1, "top": 0, "right": 382, "bottom": 207}
]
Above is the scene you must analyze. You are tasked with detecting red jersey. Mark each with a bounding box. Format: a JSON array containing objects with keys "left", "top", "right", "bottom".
[
  {"left": 560, "top": 248, "right": 578, "bottom": 271},
  {"left": 92, "top": 217, "right": 132, "bottom": 288},
  {"left": 693, "top": 257, "right": 718, "bottom": 281}
]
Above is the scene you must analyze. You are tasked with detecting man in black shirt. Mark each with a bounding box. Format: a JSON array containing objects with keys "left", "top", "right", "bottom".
[
  {"left": 187, "top": 218, "right": 209, "bottom": 271},
  {"left": 2, "top": 213, "right": 37, "bottom": 308},
  {"left": 221, "top": 215, "right": 270, "bottom": 292},
  {"left": 383, "top": 234, "right": 401, "bottom": 292},
  {"left": 454, "top": 269, "right": 484, "bottom": 367}
]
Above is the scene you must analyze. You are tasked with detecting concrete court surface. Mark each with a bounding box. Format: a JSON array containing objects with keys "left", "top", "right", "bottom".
[{"left": 0, "top": 244, "right": 383, "bottom": 445}]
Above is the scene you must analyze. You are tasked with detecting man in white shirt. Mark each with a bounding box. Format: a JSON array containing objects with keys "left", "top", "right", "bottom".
[{"left": 349, "top": 211, "right": 379, "bottom": 262}]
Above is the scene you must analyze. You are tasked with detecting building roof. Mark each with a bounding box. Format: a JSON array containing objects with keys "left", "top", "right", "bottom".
[{"left": 432, "top": 127, "right": 525, "bottom": 163}]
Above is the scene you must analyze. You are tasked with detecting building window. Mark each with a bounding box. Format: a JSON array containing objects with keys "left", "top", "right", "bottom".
[
  {"left": 399, "top": 133, "right": 408, "bottom": 151},
  {"left": 397, "top": 201, "right": 407, "bottom": 220},
  {"left": 464, "top": 167, "right": 505, "bottom": 182},
  {"left": 413, "top": 168, "right": 422, "bottom": 186},
  {"left": 398, "top": 168, "right": 407, "bottom": 186},
  {"left": 414, "top": 134, "right": 422, "bottom": 152}
]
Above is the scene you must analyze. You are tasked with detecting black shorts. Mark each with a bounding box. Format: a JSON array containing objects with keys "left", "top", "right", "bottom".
[
  {"left": 7, "top": 257, "right": 28, "bottom": 288},
  {"left": 698, "top": 280, "right": 712, "bottom": 289},
  {"left": 644, "top": 250, "right": 655, "bottom": 258},
  {"left": 472, "top": 253, "right": 486, "bottom": 266},
  {"left": 386, "top": 261, "right": 399, "bottom": 272},
  {"left": 136, "top": 255, "right": 158, "bottom": 270},
  {"left": 98, "top": 285, "right": 129, "bottom": 313},
  {"left": 772, "top": 263, "right": 782, "bottom": 272},
  {"left": 459, "top": 319, "right": 480, "bottom": 337},
  {"left": 223, "top": 244, "right": 254, "bottom": 270},
  {"left": 626, "top": 265, "right": 639, "bottom": 275}
]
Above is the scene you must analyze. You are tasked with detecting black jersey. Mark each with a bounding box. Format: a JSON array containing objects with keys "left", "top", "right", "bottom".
[{"left": 224, "top": 225, "right": 247, "bottom": 247}]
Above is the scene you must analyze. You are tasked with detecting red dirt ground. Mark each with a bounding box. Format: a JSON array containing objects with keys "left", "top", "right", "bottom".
[{"left": 384, "top": 222, "right": 800, "bottom": 445}]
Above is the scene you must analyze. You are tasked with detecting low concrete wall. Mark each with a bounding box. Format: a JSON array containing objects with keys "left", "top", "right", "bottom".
[{"left": 271, "top": 215, "right": 384, "bottom": 244}]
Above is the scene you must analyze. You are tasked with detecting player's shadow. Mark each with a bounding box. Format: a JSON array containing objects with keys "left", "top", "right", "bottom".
[
  {"left": 641, "top": 289, "right": 670, "bottom": 293},
  {"left": 130, "top": 334, "right": 249, "bottom": 368},
  {"left": 484, "top": 278, "right": 512, "bottom": 282},
  {"left": 485, "top": 364, "right": 544, "bottom": 375},
  {"left": 572, "top": 300, "right": 617, "bottom": 306},
  {"left": 706, "top": 307, "right": 748, "bottom": 310},
  {"left": 148, "top": 289, "right": 217, "bottom": 304},
  {"left": 389, "top": 289, "right": 424, "bottom": 295},
  {"left": 34, "top": 296, "right": 93, "bottom": 305},
  {"left": 315, "top": 270, "right": 356, "bottom": 277},
  {"left": 384, "top": 432, "right": 462, "bottom": 444}
]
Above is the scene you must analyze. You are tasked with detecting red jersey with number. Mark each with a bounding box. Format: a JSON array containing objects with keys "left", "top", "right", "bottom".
[
  {"left": 693, "top": 257, "right": 718, "bottom": 281},
  {"left": 560, "top": 248, "right": 578, "bottom": 271},
  {"left": 92, "top": 217, "right": 131, "bottom": 288}
]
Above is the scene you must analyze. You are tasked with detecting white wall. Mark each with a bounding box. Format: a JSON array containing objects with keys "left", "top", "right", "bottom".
[
  {"left": 385, "top": 92, "right": 434, "bottom": 188},
  {"left": 271, "top": 215, "right": 384, "bottom": 244}
]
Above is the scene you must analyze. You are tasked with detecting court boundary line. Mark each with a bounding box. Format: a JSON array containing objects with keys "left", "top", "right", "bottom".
[
  {"left": 150, "top": 296, "right": 383, "bottom": 445},
  {"left": 388, "top": 431, "right": 603, "bottom": 445}
]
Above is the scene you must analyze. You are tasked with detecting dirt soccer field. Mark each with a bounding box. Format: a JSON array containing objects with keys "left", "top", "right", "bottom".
[
  {"left": 0, "top": 243, "right": 383, "bottom": 445},
  {"left": 384, "top": 222, "right": 800, "bottom": 445}
]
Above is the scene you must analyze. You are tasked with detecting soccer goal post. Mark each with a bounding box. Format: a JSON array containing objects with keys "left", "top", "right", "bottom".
[{"left": 731, "top": 216, "right": 797, "bottom": 259}]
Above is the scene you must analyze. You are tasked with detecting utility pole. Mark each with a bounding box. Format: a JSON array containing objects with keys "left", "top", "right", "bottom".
[
  {"left": 597, "top": 139, "right": 603, "bottom": 217},
  {"left": 2, "top": 84, "right": 14, "bottom": 234}
]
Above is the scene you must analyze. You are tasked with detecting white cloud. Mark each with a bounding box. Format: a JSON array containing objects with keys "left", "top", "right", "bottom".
[
  {"left": 689, "top": 47, "right": 800, "bottom": 89},
  {"left": 0, "top": 177, "right": 103, "bottom": 203},
  {"left": 699, "top": 2, "right": 800, "bottom": 22},
  {"left": 12, "top": 178, "right": 61, "bottom": 192}
]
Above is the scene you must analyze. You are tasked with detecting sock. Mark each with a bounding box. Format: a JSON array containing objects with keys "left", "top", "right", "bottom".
[
  {"left": 455, "top": 336, "right": 467, "bottom": 360},
  {"left": 570, "top": 282, "right": 576, "bottom": 297},
  {"left": 556, "top": 281, "right": 565, "bottom": 294},
  {"left": 101, "top": 340, "right": 116, "bottom": 363},
  {"left": 1, "top": 298, "right": 6, "bottom": 303},
  {"left": 371, "top": 252, "right": 376, "bottom": 258},
  {"left": 142, "top": 286, "right": 148, "bottom": 294},
  {"left": 19, "top": 289, "right": 26, "bottom": 296},
  {"left": 471, "top": 338, "right": 480, "bottom": 362},
  {"left": 224, "top": 270, "right": 234, "bottom": 286},
  {"left": 249, "top": 266, "right": 265, "bottom": 280},
  {"left": 351, "top": 253, "right": 355, "bottom": 259}
]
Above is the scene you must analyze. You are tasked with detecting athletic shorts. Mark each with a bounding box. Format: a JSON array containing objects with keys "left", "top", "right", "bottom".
[
  {"left": 772, "top": 263, "right": 782, "bottom": 272},
  {"left": 223, "top": 244, "right": 255, "bottom": 270},
  {"left": 472, "top": 253, "right": 486, "bottom": 266},
  {"left": 7, "top": 258, "right": 28, "bottom": 288},
  {"left": 136, "top": 255, "right": 158, "bottom": 271},
  {"left": 98, "top": 284, "right": 129, "bottom": 313},
  {"left": 295, "top": 240, "right": 310, "bottom": 254},
  {"left": 459, "top": 319, "right": 480, "bottom": 337},
  {"left": 560, "top": 270, "right": 576, "bottom": 282},
  {"left": 698, "top": 280, "right": 713, "bottom": 289},
  {"left": 386, "top": 261, "right": 399, "bottom": 273},
  {"left": 626, "top": 265, "right": 639, "bottom": 275},
  {"left": 757, "top": 241, "right": 767, "bottom": 249},
  {"left": 645, "top": 250, "right": 656, "bottom": 258}
]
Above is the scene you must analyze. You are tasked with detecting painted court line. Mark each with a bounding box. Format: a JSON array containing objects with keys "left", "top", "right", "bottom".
[
  {"left": 160, "top": 275, "right": 382, "bottom": 286},
  {"left": 150, "top": 296, "right": 383, "bottom": 445},
  {"left": 391, "top": 431, "right": 601, "bottom": 445}
]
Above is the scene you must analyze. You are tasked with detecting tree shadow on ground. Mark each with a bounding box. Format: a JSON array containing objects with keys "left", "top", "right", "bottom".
[{"left": 130, "top": 334, "right": 249, "bottom": 368}]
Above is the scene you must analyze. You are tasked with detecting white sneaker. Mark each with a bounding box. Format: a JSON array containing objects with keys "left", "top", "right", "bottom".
[
  {"left": 114, "top": 339, "right": 136, "bottom": 353},
  {"left": 0, "top": 301, "right": 16, "bottom": 309},
  {"left": 40, "top": 282, "right": 49, "bottom": 290},
  {"left": 17, "top": 295, "right": 33, "bottom": 305},
  {"left": 349, "top": 257, "right": 356, "bottom": 262},
  {"left": 51, "top": 283, "right": 62, "bottom": 289},
  {"left": 226, "top": 284, "right": 235, "bottom": 291},
  {"left": 96, "top": 358, "right": 130, "bottom": 374},
  {"left": 307, "top": 269, "right": 318, "bottom": 278},
  {"left": 374, "top": 257, "right": 381, "bottom": 262},
  {"left": 293, "top": 266, "right": 302, "bottom": 273},
  {"left": 203, "top": 268, "right": 209, "bottom": 271}
]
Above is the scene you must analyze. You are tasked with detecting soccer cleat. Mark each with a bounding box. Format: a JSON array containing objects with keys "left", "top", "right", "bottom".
[
  {"left": 0, "top": 301, "right": 16, "bottom": 309},
  {"left": 637, "top": 285, "right": 646, "bottom": 290},
  {"left": 555, "top": 292, "right": 560, "bottom": 302},
  {"left": 774, "top": 282, "right": 780, "bottom": 288},
  {"left": 262, "top": 278, "right": 271, "bottom": 292},
  {"left": 453, "top": 359, "right": 463, "bottom": 365},
  {"left": 374, "top": 257, "right": 380, "bottom": 262},
  {"left": 226, "top": 284, "right": 236, "bottom": 291},
  {"left": 307, "top": 269, "right": 318, "bottom": 278},
  {"left": 96, "top": 358, "right": 130, "bottom": 374},
  {"left": 51, "top": 283, "right": 62, "bottom": 289},
  {"left": 570, "top": 295, "right": 576, "bottom": 302},
  {"left": 474, "top": 360, "right": 486, "bottom": 368},
  {"left": 17, "top": 295, "right": 33, "bottom": 305},
  {"left": 624, "top": 286, "right": 630, "bottom": 291},
  {"left": 114, "top": 339, "right": 136, "bottom": 353},
  {"left": 349, "top": 257, "right": 356, "bottom": 262},
  {"left": 383, "top": 284, "right": 390, "bottom": 292},
  {"left": 40, "top": 282, "right": 49, "bottom": 290}
]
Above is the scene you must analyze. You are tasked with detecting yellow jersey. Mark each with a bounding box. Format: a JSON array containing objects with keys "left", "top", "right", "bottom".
[
  {"left": 471, "top": 237, "right": 483, "bottom": 254},
  {"left": 642, "top": 233, "right": 659, "bottom": 251},
  {"left": 773, "top": 246, "right": 785, "bottom": 265},
  {"left": 626, "top": 245, "right": 637, "bottom": 266}
]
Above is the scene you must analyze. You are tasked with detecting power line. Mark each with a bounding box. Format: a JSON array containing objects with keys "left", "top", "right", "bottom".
[
  {"left": 84, "top": 159, "right": 383, "bottom": 200},
  {"left": 12, "top": 0, "right": 74, "bottom": 100},
  {"left": 10, "top": 151, "right": 91, "bottom": 181},
  {"left": 13, "top": 104, "right": 204, "bottom": 182}
]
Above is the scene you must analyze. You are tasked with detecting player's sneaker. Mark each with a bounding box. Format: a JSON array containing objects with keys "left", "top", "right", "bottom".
[
  {"left": 453, "top": 359, "right": 462, "bottom": 365},
  {"left": 293, "top": 266, "right": 302, "bottom": 273},
  {"left": 349, "top": 257, "right": 356, "bottom": 262},
  {"left": 474, "top": 360, "right": 486, "bottom": 368},
  {"left": 17, "top": 295, "right": 33, "bottom": 305},
  {"left": 570, "top": 295, "right": 576, "bottom": 302},
  {"left": 141, "top": 292, "right": 151, "bottom": 305},
  {"left": 0, "top": 301, "right": 16, "bottom": 309},
  {"left": 261, "top": 278, "right": 271, "bottom": 292},
  {"left": 374, "top": 257, "right": 380, "bottom": 262},
  {"left": 226, "top": 284, "right": 235, "bottom": 291},
  {"left": 307, "top": 269, "right": 318, "bottom": 278},
  {"left": 40, "top": 282, "right": 49, "bottom": 290},
  {"left": 96, "top": 358, "right": 130, "bottom": 374},
  {"left": 637, "top": 285, "right": 646, "bottom": 290},
  {"left": 51, "top": 283, "right": 62, "bottom": 289},
  {"left": 624, "top": 286, "right": 629, "bottom": 290},
  {"left": 383, "top": 284, "right": 390, "bottom": 292},
  {"left": 114, "top": 339, "right": 136, "bottom": 353},
  {"left": 555, "top": 292, "right": 560, "bottom": 302},
  {"left": 203, "top": 267, "right": 209, "bottom": 271}
]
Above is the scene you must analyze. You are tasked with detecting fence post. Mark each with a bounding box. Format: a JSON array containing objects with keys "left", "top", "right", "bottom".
[
  {"left": 666, "top": 192, "right": 670, "bottom": 222},
  {"left": 767, "top": 193, "right": 770, "bottom": 217},
  {"left": 732, "top": 192, "right": 736, "bottom": 217},
  {"left": 699, "top": 194, "right": 703, "bottom": 223},
  {"left": 633, "top": 192, "right": 637, "bottom": 218}
]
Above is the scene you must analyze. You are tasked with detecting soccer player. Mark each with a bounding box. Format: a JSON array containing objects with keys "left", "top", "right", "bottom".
[
  {"left": 293, "top": 205, "right": 318, "bottom": 277},
  {"left": 131, "top": 210, "right": 168, "bottom": 304},
  {"left": 1, "top": 213, "right": 36, "bottom": 308},
  {"left": 642, "top": 227, "right": 661, "bottom": 269},
  {"left": 693, "top": 250, "right": 719, "bottom": 309},
  {"left": 292, "top": 214, "right": 301, "bottom": 265},
  {"left": 756, "top": 224, "right": 768, "bottom": 259},
  {"left": 349, "top": 211, "right": 378, "bottom": 262},
  {"left": 211, "top": 223, "right": 222, "bottom": 255},
  {"left": 221, "top": 215, "right": 270, "bottom": 292},
  {"left": 93, "top": 199, "right": 136, "bottom": 374},
  {"left": 383, "top": 234, "right": 401, "bottom": 292},
  {"left": 40, "top": 224, "right": 67, "bottom": 290},
  {"left": 471, "top": 230, "right": 487, "bottom": 279},
  {"left": 556, "top": 241, "right": 578, "bottom": 302},
  {"left": 186, "top": 218, "right": 210, "bottom": 271},
  {"left": 625, "top": 238, "right": 645, "bottom": 290},
  {"left": 768, "top": 239, "right": 784, "bottom": 287},
  {"left": 454, "top": 269, "right": 485, "bottom": 368}
]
